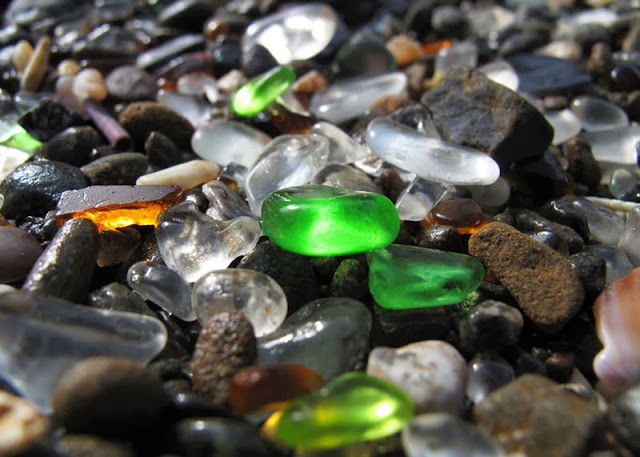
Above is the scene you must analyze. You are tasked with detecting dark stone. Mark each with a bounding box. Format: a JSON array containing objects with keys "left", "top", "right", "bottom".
[
  {"left": 0, "top": 226, "right": 42, "bottom": 284},
  {"left": 19, "top": 210, "right": 59, "bottom": 243},
  {"left": 163, "top": 379, "right": 192, "bottom": 396},
  {"left": 404, "top": 0, "right": 436, "bottom": 39},
  {"left": 569, "top": 251, "right": 606, "bottom": 303},
  {"left": 54, "top": 435, "right": 135, "bottom": 457},
  {"left": 17, "top": 99, "right": 83, "bottom": 142},
  {"left": 389, "top": 103, "right": 441, "bottom": 138},
  {"left": 167, "top": 418, "right": 279, "bottom": 457},
  {"left": 211, "top": 38, "right": 242, "bottom": 76},
  {"left": 611, "top": 65, "right": 640, "bottom": 92},
  {"left": 136, "top": 34, "right": 205, "bottom": 71},
  {"left": 499, "top": 33, "right": 543, "bottom": 57},
  {"left": 88, "top": 282, "right": 155, "bottom": 317},
  {"left": 0, "top": 160, "right": 88, "bottom": 220},
  {"left": 166, "top": 391, "right": 232, "bottom": 421},
  {"left": 158, "top": 0, "right": 212, "bottom": 30},
  {"left": 545, "top": 352, "right": 575, "bottom": 383},
  {"left": 241, "top": 44, "right": 278, "bottom": 78},
  {"left": 509, "top": 150, "right": 569, "bottom": 205},
  {"left": 376, "top": 167, "right": 407, "bottom": 203},
  {"left": 147, "top": 358, "right": 189, "bottom": 382},
  {"left": 52, "top": 356, "right": 170, "bottom": 437},
  {"left": 506, "top": 54, "right": 591, "bottom": 96},
  {"left": 622, "top": 182, "right": 640, "bottom": 202},
  {"left": 457, "top": 300, "right": 523, "bottom": 354},
  {"left": 97, "top": 227, "right": 141, "bottom": 267},
  {"left": 238, "top": 240, "right": 320, "bottom": 312},
  {"left": 190, "top": 312, "right": 257, "bottom": 405},
  {"left": 528, "top": 230, "right": 570, "bottom": 256},
  {"left": 22, "top": 218, "right": 98, "bottom": 303},
  {"left": 511, "top": 208, "right": 584, "bottom": 254},
  {"left": 587, "top": 42, "right": 615, "bottom": 88},
  {"left": 105, "top": 66, "right": 157, "bottom": 102},
  {"left": 144, "top": 131, "right": 182, "bottom": 168},
  {"left": 310, "top": 256, "right": 340, "bottom": 282},
  {"left": 468, "top": 222, "right": 584, "bottom": 333},
  {"left": 421, "top": 68, "right": 553, "bottom": 166},
  {"left": 573, "top": 24, "right": 612, "bottom": 53},
  {"left": 81, "top": 153, "right": 149, "bottom": 185},
  {"left": 541, "top": 199, "right": 591, "bottom": 240},
  {"left": 329, "top": 258, "right": 368, "bottom": 300},
  {"left": 40, "top": 126, "right": 105, "bottom": 167},
  {"left": 474, "top": 374, "right": 602, "bottom": 457},
  {"left": 431, "top": 5, "right": 466, "bottom": 37},
  {"left": 371, "top": 302, "right": 451, "bottom": 348},
  {"left": 566, "top": 137, "right": 601, "bottom": 193},
  {"left": 118, "top": 102, "right": 194, "bottom": 149},
  {"left": 418, "top": 225, "right": 466, "bottom": 253},
  {"left": 608, "top": 382, "right": 640, "bottom": 454}
]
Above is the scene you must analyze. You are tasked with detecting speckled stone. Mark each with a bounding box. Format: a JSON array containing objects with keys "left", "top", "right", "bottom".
[
  {"left": 468, "top": 222, "right": 584, "bottom": 333},
  {"left": 0, "top": 226, "right": 42, "bottom": 284},
  {"left": 22, "top": 218, "right": 98, "bottom": 303},
  {"left": 52, "top": 356, "right": 170, "bottom": 437},
  {"left": 474, "top": 374, "right": 602, "bottom": 457},
  {"left": 119, "top": 102, "right": 194, "bottom": 149},
  {"left": 190, "top": 312, "right": 257, "bottom": 405}
]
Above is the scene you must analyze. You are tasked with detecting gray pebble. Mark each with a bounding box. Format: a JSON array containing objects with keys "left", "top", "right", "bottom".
[{"left": 81, "top": 153, "right": 149, "bottom": 185}]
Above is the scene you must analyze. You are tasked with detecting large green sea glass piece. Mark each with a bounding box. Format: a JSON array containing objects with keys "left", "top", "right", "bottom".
[
  {"left": 277, "top": 372, "right": 414, "bottom": 449},
  {"left": 368, "top": 244, "right": 484, "bottom": 309},
  {"left": 261, "top": 185, "right": 400, "bottom": 256}
]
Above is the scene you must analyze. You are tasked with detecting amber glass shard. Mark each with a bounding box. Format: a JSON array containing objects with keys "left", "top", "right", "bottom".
[
  {"left": 0, "top": 212, "right": 9, "bottom": 226},
  {"left": 56, "top": 185, "right": 181, "bottom": 231},
  {"left": 422, "top": 40, "right": 451, "bottom": 55},
  {"left": 421, "top": 198, "right": 490, "bottom": 234},
  {"left": 229, "top": 364, "right": 325, "bottom": 414}
]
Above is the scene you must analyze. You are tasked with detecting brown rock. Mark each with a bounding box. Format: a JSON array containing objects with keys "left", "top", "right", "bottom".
[
  {"left": 566, "top": 137, "right": 601, "bottom": 193},
  {"left": 97, "top": 228, "right": 140, "bottom": 267},
  {"left": 468, "top": 222, "right": 584, "bottom": 332},
  {"left": 0, "top": 391, "right": 48, "bottom": 456},
  {"left": 190, "top": 312, "right": 257, "bottom": 405},
  {"left": 474, "top": 374, "right": 602, "bottom": 457},
  {"left": 421, "top": 68, "right": 553, "bottom": 166},
  {"left": 0, "top": 226, "right": 42, "bottom": 283},
  {"left": 55, "top": 435, "right": 135, "bottom": 457},
  {"left": 52, "top": 356, "right": 169, "bottom": 437},
  {"left": 118, "top": 102, "right": 194, "bottom": 149}
]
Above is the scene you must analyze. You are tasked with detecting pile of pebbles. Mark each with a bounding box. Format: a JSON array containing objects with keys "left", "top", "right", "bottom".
[{"left": 1, "top": 0, "right": 640, "bottom": 456}]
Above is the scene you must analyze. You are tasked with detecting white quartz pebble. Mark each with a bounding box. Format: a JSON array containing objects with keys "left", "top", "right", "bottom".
[{"left": 366, "top": 118, "right": 501, "bottom": 186}]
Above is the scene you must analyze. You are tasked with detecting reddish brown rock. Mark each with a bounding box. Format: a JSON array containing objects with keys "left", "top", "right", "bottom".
[
  {"left": 190, "top": 312, "right": 257, "bottom": 405},
  {"left": 118, "top": 102, "right": 193, "bottom": 149},
  {"left": 474, "top": 374, "right": 602, "bottom": 457},
  {"left": 468, "top": 222, "right": 584, "bottom": 333},
  {"left": 0, "top": 226, "right": 42, "bottom": 283}
]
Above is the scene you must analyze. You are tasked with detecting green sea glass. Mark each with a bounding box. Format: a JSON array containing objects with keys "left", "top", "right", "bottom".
[
  {"left": 231, "top": 65, "right": 296, "bottom": 117},
  {"left": 0, "top": 124, "right": 42, "bottom": 152},
  {"left": 367, "top": 244, "right": 484, "bottom": 309},
  {"left": 277, "top": 372, "right": 414, "bottom": 449},
  {"left": 261, "top": 185, "right": 400, "bottom": 256}
]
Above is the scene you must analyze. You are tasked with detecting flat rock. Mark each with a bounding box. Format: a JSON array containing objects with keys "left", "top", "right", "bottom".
[
  {"left": 474, "top": 374, "right": 602, "bottom": 457},
  {"left": 421, "top": 68, "right": 553, "bottom": 166},
  {"left": 105, "top": 65, "right": 157, "bottom": 102},
  {"left": 22, "top": 218, "right": 99, "bottom": 303},
  {"left": 119, "top": 102, "right": 194, "bottom": 149},
  {"left": 468, "top": 222, "right": 584, "bottom": 333},
  {"left": 0, "top": 226, "right": 42, "bottom": 284},
  {"left": 81, "top": 153, "right": 149, "bottom": 186}
]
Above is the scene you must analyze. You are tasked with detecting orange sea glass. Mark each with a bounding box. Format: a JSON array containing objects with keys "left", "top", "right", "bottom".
[
  {"left": 422, "top": 40, "right": 451, "bottom": 55},
  {"left": 421, "top": 198, "right": 490, "bottom": 234},
  {"left": 229, "top": 364, "right": 325, "bottom": 414},
  {"left": 0, "top": 213, "right": 9, "bottom": 226},
  {"left": 55, "top": 185, "right": 181, "bottom": 232}
]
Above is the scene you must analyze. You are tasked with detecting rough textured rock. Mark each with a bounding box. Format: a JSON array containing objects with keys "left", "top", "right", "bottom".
[
  {"left": 52, "top": 357, "right": 170, "bottom": 437},
  {"left": 0, "top": 160, "right": 88, "bottom": 220},
  {"left": 474, "top": 374, "right": 602, "bottom": 457},
  {"left": 17, "top": 99, "right": 83, "bottom": 141},
  {"left": 118, "top": 102, "right": 194, "bottom": 149},
  {"left": 468, "top": 222, "right": 584, "bottom": 332},
  {"left": 190, "top": 312, "right": 257, "bottom": 406},
  {"left": 421, "top": 68, "right": 553, "bottom": 166},
  {"left": 22, "top": 218, "right": 98, "bottom": 303}
]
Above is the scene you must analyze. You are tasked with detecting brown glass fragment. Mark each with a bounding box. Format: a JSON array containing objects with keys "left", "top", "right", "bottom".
[
  {"left": 56, "top": 185, "right": 181, "bottom": 231},
  {"left": 0, "top": 212, "right": 9, "bottom": 226},
  {"left": 229, "top": 364, "right": 325, "bottom": 414},
  {"left": 421, "top": 198, "right": 491, "bottom": 234}
]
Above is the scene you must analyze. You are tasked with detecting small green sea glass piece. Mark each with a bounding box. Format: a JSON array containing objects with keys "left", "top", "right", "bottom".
[
  {"left": 261, "top": 185, "right": 400, "bottom": 256},
  {"left": 368, "top": 244, "right": 484, "bottom": 309},
  {"left": 277, "top": 372, "right": 414, "bottom": 450},
  {"left": 0, "top": 124, "right": 42, "bottom": 152},
  {"left": 231, "top": 65, "right": 296, "bottom": 117}
]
